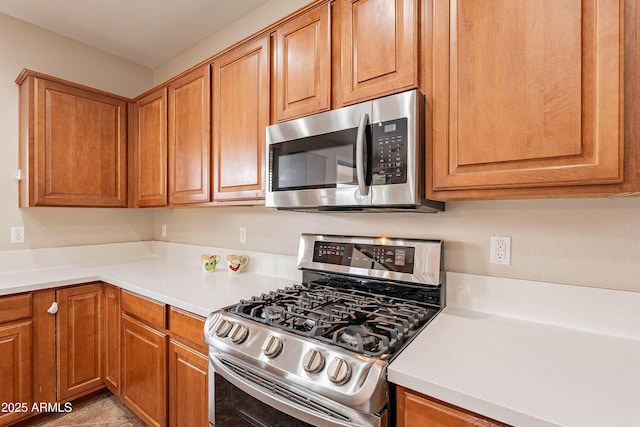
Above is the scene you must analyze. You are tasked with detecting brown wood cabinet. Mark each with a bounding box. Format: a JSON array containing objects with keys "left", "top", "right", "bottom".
[
  {"left": 338, "top": 0, "right": 418, "bottom": 105},
  {"left": 122, "top": 315, "right": 168, "bottom": 427},
  {"left": 133, "top": 88, "right": 168, "bottom": 207},
  {"left": 103, "top": 284, "right": 121, "bottom": 395},
  {"left": 168, "top": 65, "right": 212, "bottom": 205},
  {"left": 56, "top": 284, "right": 104, "bottom": 401},
  {"left": 121, "top": 291, "right": 168, "bottom": 427},
  {"left": 396, "top": 386, "right": 506, "bottom": 427},
  {"left": 0, "top": 294, "right": 32, "bottom": 426},
  {"left": 428, "top": 0, "right": 624, "bottom": 199},
  {"left": 212, "top": 35, "right": 270, "bottom": 203},
  {"left": 168, "top": 340, "right": 208, "bottom": 427},
  {"left": 272, "top": 2, "right": 331, "bottom": 122},
  {"left": 16, "top": 70, "right": 129, "bottom": 207}
]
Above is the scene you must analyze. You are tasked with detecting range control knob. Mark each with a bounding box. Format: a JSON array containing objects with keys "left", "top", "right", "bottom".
[
  {"left": 327, "top": 358, "right": 351, "bottom": 385},
  {"left": 302, "top": 349, "right": 325, "bottom": 374},
  {"left": 213, "top": 319, "right": 232, "bottom": 338},
  {"left": 261, "top": 335, "right": 283, "bottom": 358},
  {"left": 228, "top": 323, "right": 249, "bottom": 344}
]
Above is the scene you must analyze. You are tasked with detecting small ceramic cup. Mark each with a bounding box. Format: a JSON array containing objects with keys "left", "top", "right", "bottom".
[
  {"left": 201, "top": 254, "right": 220, "bottom": 272},
  {"left": 226, "top": 255, "right": 249, "bottom": 273}
]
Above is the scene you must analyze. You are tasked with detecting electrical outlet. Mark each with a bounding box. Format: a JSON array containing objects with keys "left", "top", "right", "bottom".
[
  {"left": 11, "top": 227, "right": 25, "bottom": 243},
  {"left": 240, "top": 227, "right": 247, "bottom": 244},
  {"left": 161, "top": 224, "right": 167, "bottom": 237},
  {"left": 490, "top": 235, "right": 511, "bottom": 265}
]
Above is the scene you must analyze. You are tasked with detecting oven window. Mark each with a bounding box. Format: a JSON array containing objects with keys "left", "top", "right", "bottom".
[
  {"left": 214, "top": 374, "right": 314, "bottom": 427},
  {"left": 270, "top": 128, "right": 359, "bottom": 191}
]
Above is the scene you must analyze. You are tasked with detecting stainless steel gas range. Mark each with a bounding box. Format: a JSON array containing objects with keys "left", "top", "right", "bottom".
[{"left": 204, "top": 234, "right": 444, "bottom": 427}]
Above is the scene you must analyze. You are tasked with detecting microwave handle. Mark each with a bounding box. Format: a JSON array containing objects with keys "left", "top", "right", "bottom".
[{"left": 356, "top": 113, "right": 369, "bottom": 196}]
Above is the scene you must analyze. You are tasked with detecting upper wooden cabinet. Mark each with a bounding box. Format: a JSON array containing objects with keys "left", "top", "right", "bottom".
[
  {"left": 17, "top": 70, "right": 129, "bottom": 207},
  {"left": 272, "top": 2, "right": 331, "bottom": 122},
  {"left": 339, "top": 0, "right": 418, "bottom": 105},
  {"left": 212, "top": 35, "right": 269, "bottom": 203},
  {"left": 168, "top": 65, "right": 212, "bottom": 205},
  {"left": 133, "top": 87, "right": 168, "bottom": 207},
  {"left": 428, "top": 0, "right": 624, "bottom": 198}
]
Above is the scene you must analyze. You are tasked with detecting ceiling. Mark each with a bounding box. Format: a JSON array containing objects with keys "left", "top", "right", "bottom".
[{"left": 0, "top": 0, "right": 270, "bottom": 68}]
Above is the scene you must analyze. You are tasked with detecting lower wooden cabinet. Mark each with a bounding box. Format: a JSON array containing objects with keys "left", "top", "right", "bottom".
[
  {"left": 0, "top": 285, "right": 209, "bottom": 427},
  {"left": 122, "top": 314, "right": 168, "bottom": 427},
  {"left": 168, "top": 340, "right": 208, "bottom": 427},
  {"left": 56, "top": 284, "right": 104, "bottom": 401},
  {"left": 103, "top": 284, "right": 121, "bottom": 395},
  {"left": 0, "top": 319, "right": 32, "bottom": 426},
  {"left": 120, "top": 292, "right": 209, "bottom": 427},
  {"left": 396, "top": 386, "right": 507, "bottom": 427}
]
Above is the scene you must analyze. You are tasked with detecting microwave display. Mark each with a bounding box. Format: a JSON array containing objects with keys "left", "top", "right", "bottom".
[
  {"left": 270, "top": 127, "right": 360, "bottom": 191},
  {"left": 371, "top": 118, "right": 408, "bottom": 185}
]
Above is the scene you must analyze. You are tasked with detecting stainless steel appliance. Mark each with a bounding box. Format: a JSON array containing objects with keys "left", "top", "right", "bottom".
[
  {"left": 265, "top": 90, "right": 444, "bottom": 213},
  {"left": 205, "top": 234, "right": 444, "bottom": 426}
]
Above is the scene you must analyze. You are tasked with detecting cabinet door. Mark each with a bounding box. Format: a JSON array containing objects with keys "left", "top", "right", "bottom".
[
  {"left": 168, "top": 65, "right": 211, "bottom": 205},
  {"left": 0, "top": 321, "right": 32, "bottom": 426},
  {"left": 56, "top": 284, "right": 104, "bottom": 401},
  {"left": 430, "top": 0, "right": 623, "bottom": 197},
  {"left": 122, "top": 315, "right": 168, "bottom": 427},
  {"left": 339, "top": 0, "right": 417, "bottom": 105},
  {"left": 133, "top": 88, "right": 168, "bottom": 207},
  {"left": 272, "top": 3, "right": 331, "bottom": 122},
  {"left": 103, "top": 285, "right": 121, "bottom": 395},
  {"left": 30, "top": 76, "right": 128, "bottom": 207},
  {"left": 396, "top": 386, "right": 504, "bottom": 427},
  {"left": 168, "top": 340, "right": 208, "bottom": 427},
  {"left": 212, "top": 35, "right": 269, "bottom": 203}
]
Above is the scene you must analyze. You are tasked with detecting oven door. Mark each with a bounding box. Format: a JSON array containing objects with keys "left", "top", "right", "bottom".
[
  {"left": 208, "top": 356, "right": 387, "bottom": 427},
  {"left": 266, "top": 100, "right": 373, "bottom": 210}
]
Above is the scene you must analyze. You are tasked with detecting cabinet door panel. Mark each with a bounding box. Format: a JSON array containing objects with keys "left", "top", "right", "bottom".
[
  {"left": 104, "top": 285, "right": 121, "bottom": 395},
  {"left": 134, "top": 88, "right": 168, "bottom": 207},
  {"left": 56, "top": 284, "right": 103, "bottom": 401},
  {"left": 168, "top": 340, "right": 208, "bottom": 427},
  {"left": 168, "top": 66, "right": 211, "bottom": 205},
  {"left": 122, "top": 315, "right": 168, "bottom": 427},
  {"left": 0, "top": 321, "right": 32, "bottom": 426},
  {"left": 340, "top": 0, "right": 417, "bottom": 104},
  {"left": 431, "top": 0, "right": 623, "bottom": 194},
  {"left": 34, "top": 77, "right": 128, "bottom": 206},
  {"left": 212, "top": 36, "right": 269, "bottom": 202},
  {"left": 273, "top": 3, "right": 331, "bottom": 122},
  {"left": 397, "top": 386, "right": 503, "bottom": 427}
]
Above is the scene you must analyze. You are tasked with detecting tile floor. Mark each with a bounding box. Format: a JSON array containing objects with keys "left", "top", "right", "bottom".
[{"left": 24, "top": 391, "right": 145, "bottom": 427}]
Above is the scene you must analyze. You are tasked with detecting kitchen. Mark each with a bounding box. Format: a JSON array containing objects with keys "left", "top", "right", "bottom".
[{"left": 1, "top": 0, "right": 640, "bottom": 426}]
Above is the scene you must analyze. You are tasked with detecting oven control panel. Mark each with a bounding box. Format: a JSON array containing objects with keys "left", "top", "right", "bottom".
[
  {"left": 370, "top": 118, "right": 408, "bottom": 185},
  {"left": 313, "top": 241, "right": 415, "bottom": 274}
]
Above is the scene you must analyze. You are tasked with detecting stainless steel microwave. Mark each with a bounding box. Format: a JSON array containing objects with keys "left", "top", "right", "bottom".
[{"left": 265, "top": 90, "right": 444, "bottom": 213}]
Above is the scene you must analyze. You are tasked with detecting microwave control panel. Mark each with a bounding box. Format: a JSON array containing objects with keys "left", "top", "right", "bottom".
[{"left": 371, "top": 118, "right": 408, "bottom": 185}]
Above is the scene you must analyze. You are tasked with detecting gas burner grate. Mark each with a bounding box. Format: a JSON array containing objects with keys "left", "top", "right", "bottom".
[{"left": 231, "top": 281, "right": 440, "bottom": 358}]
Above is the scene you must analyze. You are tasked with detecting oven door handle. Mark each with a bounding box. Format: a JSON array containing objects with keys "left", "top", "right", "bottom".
[
  {"left": 210, "top": 355, "right": 379, "bottom": 427},
  {"left": 356, "top": 113, "right": 369, "bottom": 197}
]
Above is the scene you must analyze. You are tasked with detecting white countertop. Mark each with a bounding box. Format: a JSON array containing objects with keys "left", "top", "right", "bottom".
[
  {"left": 388, "top": 273, "right": 640, "bottom": 427},
  {"left": 2, "top": 243, "right": 639, "bottom": 426},
  {"left": 0, "top": 241, "right": 301, "bottom": 317}
]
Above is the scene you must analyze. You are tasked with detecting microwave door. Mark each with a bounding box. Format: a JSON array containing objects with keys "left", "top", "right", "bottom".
[{"left": 267, "top": 101, "right": 373, "bottom": 209}]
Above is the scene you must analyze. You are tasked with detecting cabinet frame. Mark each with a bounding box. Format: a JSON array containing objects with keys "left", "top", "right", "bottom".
[{"left": 428, "top": 0, "right": 625, "bottom": 198}]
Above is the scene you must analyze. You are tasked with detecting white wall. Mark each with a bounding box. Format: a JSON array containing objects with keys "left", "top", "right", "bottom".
[
  {"left": 153, "top": 0, "right": 310, "bottom": 84},
  {"left": 0, "top": 12, "right": 155, "bottom": 251},
  {"left": 152, "top": 198, "right": 640, "bottom": 293}
]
